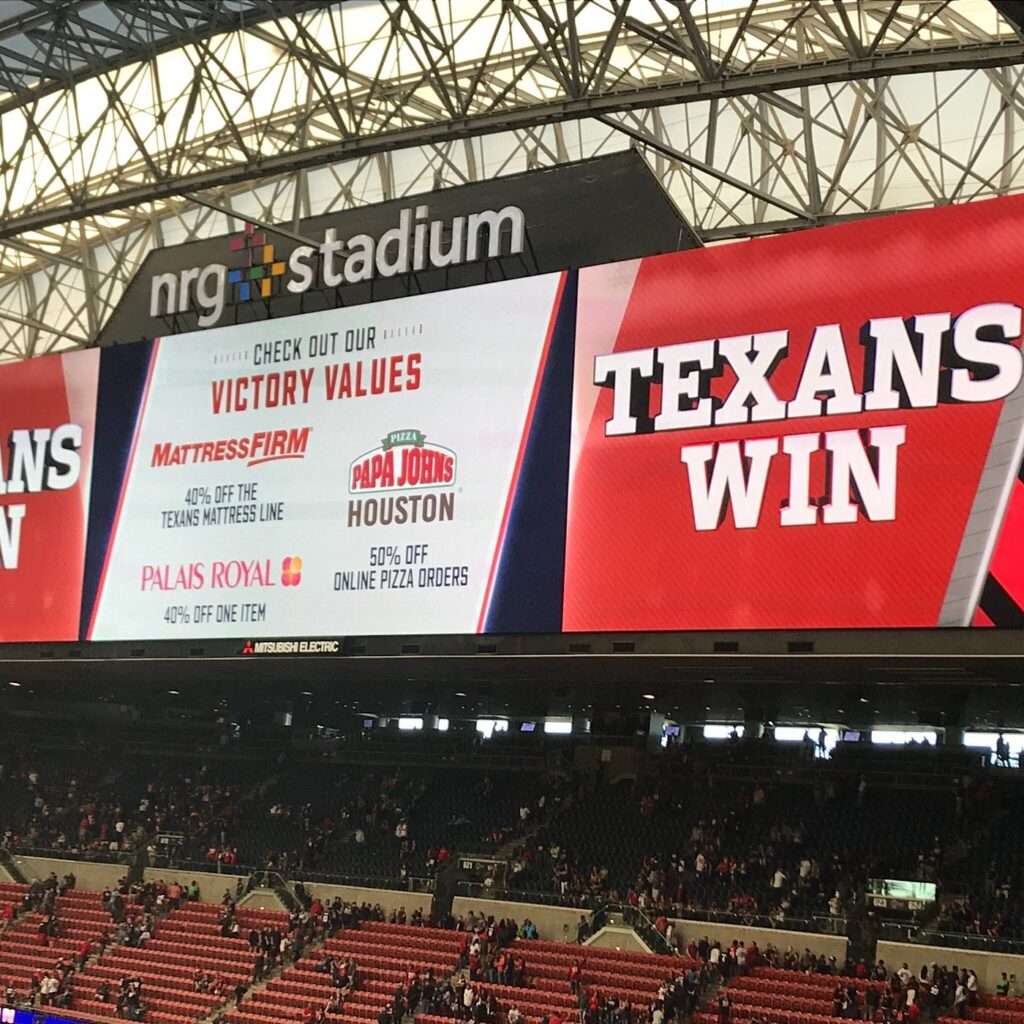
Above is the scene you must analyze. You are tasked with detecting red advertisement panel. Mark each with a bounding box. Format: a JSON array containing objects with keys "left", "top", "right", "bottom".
[
  {"left": 0, "top": 350, "right": 99, "bottom": 642},
  {"left": 566, "top": 196, "right": 1024, "bottom": 630}
]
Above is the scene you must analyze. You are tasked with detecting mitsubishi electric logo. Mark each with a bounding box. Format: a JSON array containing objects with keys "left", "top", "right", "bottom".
[
  {"left": 150, "top": 203, "right": 526, "bottom": 328},
  {"left": 242, "top": 638, "right": 341, "bottom": 656}
]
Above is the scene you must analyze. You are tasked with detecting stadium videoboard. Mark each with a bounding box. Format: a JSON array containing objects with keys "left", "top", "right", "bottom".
[
  {"left": 1, "top": 196, "right": 1023, "bottom": 643},
  {"left": 565, "top": 196, "right": 1024, "bottom": 630},
  {"left": 82, "top": 273, "right": 573, "bottom": 640},
  {"left": 0, "top": 349, "right": 99, "bottom": 643}
]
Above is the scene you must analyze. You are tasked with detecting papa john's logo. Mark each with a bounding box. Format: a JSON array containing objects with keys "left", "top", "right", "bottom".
[{"left": 349, "top": 429, "right": 456, "bottom": 494}]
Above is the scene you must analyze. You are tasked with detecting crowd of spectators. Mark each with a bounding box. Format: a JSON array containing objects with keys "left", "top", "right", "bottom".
[
  {"left": 3, "top": 874, "right": 400, "bottom": 1021},
  {"left": 0, "top": 752, "right": 248, "bottom": 864},
  {"left": 367, "top": 912, "right": 542, "bottom": 1024},
  {"left": 0, "top": 875, "right": 96, "bottom": 1014},
  {"left": 572, "top": 938, "right": 1021, "bottom": 1024},
  {"left": 0, "top": 874, "right": 218, "bottom": 1018},
  {"left": 375, "top": 969, "right": 503, "bottom": 1024},
  {"left": 293, "top": 915, "right": 1024, "bottom": 1024},
  {"left": 259, "top": 768, "right": 428, "bottom": 878},
  {"left": 698, "top": 940, "right": 1000, "bottom": 1022},
  {"left": 4, "top": 738, "right": 1024, "bottom": 955},
  {"left": 6, "top": 868, "right": 1024, "bottom": 1024},
  {"left": 932, "top": 891, "right": 1024, "bottom": 940},
  {"left": 511, "top": 786, "right": 867, "bottom": 921},
  {"left": 0, "top": 751, "right": 481, "bottom": 885},
  {"left": 95, "top": 975, "right": 145, "bottom": 1020},
  {"left": 505, "top": 744, "right": 1021, "bottom": 947},
  {"left": 929, "top": 781, "right": 1024, "bottom": 943},
  {"left": 248, "top": 765, "right": 576, "bottom": 891}
]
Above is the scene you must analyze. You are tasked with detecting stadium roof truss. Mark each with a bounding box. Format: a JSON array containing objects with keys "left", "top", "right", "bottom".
[{"left": 0, "top": 0, "right": 1023, "bottom": 360}]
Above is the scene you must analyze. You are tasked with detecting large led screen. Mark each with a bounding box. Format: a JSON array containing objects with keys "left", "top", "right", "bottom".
[
  {"left": 0, "top": 349, "right": 99, "bottom": 642},
  {"left": 4, "top": 197, "right": 1024, "bottom": 645},
  {"left": 565, "top": 195, "right": 1024, "bottom": 630},
  {"left": 83, "top": 273, "right": 573, "bottom": 640}
]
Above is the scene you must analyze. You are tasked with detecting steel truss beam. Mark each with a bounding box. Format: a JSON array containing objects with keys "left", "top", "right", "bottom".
[
  {"left": 3, "top": 38, "right": 1023, "bottom": 240},
  {"left": 0, "top": 0, "right": 1023, "bottom": 360},
  {"left": 0, "top": 1, "right": 332, "bottom": 115}
]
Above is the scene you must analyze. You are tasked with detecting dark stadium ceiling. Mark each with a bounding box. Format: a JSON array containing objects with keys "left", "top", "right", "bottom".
[
  {"left": 0, "top": 641, "right": 1022, "bottom": 728},
  {"left": 1, "top": 0, "right": 1024, "bottom": 360}
]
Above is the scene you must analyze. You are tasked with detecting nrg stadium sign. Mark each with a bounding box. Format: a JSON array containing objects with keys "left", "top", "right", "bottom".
[
  {"left": 150, "top": 203, "right": 526, "bottom": 328},
  {"left": 99, "top": 152, "right": 696, "bottom": 345}
]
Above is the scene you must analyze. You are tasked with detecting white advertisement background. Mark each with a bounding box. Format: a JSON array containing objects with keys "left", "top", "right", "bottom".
[{"left": 90, "top": 273, "right": 562, "bottom": 639}]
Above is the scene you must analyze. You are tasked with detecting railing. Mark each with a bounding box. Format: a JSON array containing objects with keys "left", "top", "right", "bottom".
[
  {"left": 147, "top": 854, "right": 249, "bottom": 876},
  {"left": 671, "top": 906, "right": 849, "bottom": 935},
  {"left": 286, "top": 740, "right": 548, "bottom": 772},
  {"left": 879, "top": 925, "right": 1024, "bottom": 955},
  {"left": 479, "top": 888, "right": 849, "bottom": 936},
  {"left": 454, "top": 884, "right": 603, "bottom": 908},
  {"left": 296, "top": 871, "right": 436, "bottom": 893},
  {"left": 1, "top": 842, "right": 986, "bottom": 951},
  {"left": 591, "top": 903, "right": 676, "bottom": 957},
  {"left": 249, "top": 870, "right": 299, "bottom": 912},
  {"left": 6, "top": 844, "right": 241, "bottom": 881},
  {"left": 1, "top": 841, "right": 436, "bottom": 895},
  {"left": 4, "top": 845, "right": 134, "bottom": 866},
  {"left": 0, "top": 848, "right": 27, "bottom": 884}
]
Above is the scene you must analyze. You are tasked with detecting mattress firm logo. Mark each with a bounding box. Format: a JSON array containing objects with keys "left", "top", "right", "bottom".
[{"left": 150, "top": 204, "right": 526, "bottom": 328}]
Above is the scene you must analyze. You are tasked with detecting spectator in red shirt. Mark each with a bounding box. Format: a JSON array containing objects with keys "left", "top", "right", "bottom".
[{"left": 568, "top": 961, "right": 581, "bottom": 995}]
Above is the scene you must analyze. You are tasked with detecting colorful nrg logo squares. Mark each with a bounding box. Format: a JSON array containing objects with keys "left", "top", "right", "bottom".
[{"left": 227, "top": 222, "right": 286, "bottom": 300}]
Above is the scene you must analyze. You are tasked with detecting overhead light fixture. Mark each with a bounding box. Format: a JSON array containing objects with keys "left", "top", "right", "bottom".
[
  {"left": 859, "top": 697, "right": 869, "bottom": 703},
  {"left": 455, "top": 691, "right": 466, "bottom": 697},
  {"left": 642, "top": 693, "right": 655, "bottom": 700},
  {"left": 8, "top": 681, "right": 21, "bottom": 688},
  {"left": 167, "top": 689, "right": 180, "bottom": 696}
]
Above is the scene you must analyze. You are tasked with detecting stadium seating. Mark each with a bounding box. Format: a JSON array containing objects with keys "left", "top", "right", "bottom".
[
  {"left": 225, "top": 923, "right": 686, "bottom": 1024},
  {"left": 410, "top": 770, "right": 555, "bottom": 856},
  {"left": 3, "top": 740, "right": 1024, "bottom": 954},
  {"left": 0, "top": 882, "right": 290, "bottom": 1024},
  {"left": 516, "top": 762, "right": 956, "bottom": 919},
  {"left": 0, "top": 883, "right": 110, "bottom": 995},
  {"left": 693, "top": 1012, "right": 835, "bottom": 1024},
  {"left": 227, "top": 921, "right": 465, "bottom": 1024},
  {"left": 236, "top": 764, "right": 555, "bottom": 881},
  {"left": 499, "top": 938, "right": 686, "bottom": 1021},
  {"left": 0, "top": 749, "right": 266, "bottom": 866},
  {"left": 706, "top": 965, "right": 901, "bottom": 1024},
  {"left": 69, "top": 900, "right": 289, "bottom": 1024}
]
